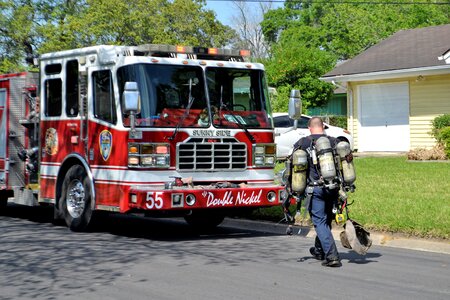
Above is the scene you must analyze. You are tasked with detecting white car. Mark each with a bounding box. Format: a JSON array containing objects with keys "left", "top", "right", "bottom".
[{"left": 273, "top": 113, "right": 354, "bottom": 159}]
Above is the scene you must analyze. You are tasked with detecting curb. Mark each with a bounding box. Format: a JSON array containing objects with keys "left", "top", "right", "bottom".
[
  {"left": 345, "top": 230, "right": 450, "bottom": 255},
  {"left": 222, "top": 218, "right": 450, "bottom": 255}
]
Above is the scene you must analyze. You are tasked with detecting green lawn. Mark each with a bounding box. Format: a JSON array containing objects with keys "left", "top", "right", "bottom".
[{"left": 253, "top": 156, "right": 450, "bottom": 239}]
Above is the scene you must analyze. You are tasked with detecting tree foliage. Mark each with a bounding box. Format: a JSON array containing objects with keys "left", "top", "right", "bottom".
[
  {"left": 230, "top": 1, "right": 272, "bottom": 60},
  {"left": 262, "top": 0, "right": 450, "bottom": 111},
  {"left": 0, "top": 0, "right": 37, "bottom": 72},
  {"left": 263, "top": 23, "right": 337, "bottom": 111},
  {"left": 0, "top": 0, "right": 235, "bottom": 73}
]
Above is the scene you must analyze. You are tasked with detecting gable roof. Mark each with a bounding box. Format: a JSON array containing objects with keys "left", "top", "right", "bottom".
[
  {"left": 439, "top": 48, "right": 450, "bottom": 64},
  {"left": 322, "top": 24, "right": 450, "bottom": 80}
]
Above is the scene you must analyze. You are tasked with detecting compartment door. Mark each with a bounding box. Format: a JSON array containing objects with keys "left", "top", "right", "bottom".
[{"left": 0, "top": 88, "right": 7, "bottom": 185}]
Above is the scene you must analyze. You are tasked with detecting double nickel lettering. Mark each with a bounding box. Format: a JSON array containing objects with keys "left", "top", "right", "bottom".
[{"left": 203, "top": 190, "right": 263, "bottom": 208}]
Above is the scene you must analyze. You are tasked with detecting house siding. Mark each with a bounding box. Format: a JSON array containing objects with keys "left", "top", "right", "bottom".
[
  {"left": 308, "top": 94, "right": 347, "bottom": 116},
  {"left": 348, "top": 82, "right": 359, "bottom": 149},
  {"left": 410, "top": 74, "right": 450, "bottom": 148},
  {"left": 347, "top": 75, "right": 450, "bottom": 151}
]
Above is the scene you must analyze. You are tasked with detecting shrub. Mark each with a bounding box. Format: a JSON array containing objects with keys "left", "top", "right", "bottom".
[
  {"left": 327, "top": 115, "right": 347, "bottom": 129},
  {"left": 432, "top": 114, "right": 450, "bottom": 142},
  {"left": 439, "top": 126, "right": 450, "bottom": 159},
  {"left": 407, "top": 144, "right": 447, "bottom": 160}
]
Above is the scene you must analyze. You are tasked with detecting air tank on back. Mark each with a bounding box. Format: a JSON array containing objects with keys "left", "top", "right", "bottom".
[
  {"left": 291, "top": 149, "right": 308, "bottom": 194},
  {"left": 314, "top": 136, "right": 337, "bottom": 184},
  {"left": 336, "top": 141, "right": 356, "bottom": 186}
]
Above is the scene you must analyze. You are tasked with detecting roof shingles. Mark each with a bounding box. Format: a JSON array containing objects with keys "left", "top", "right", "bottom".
[{"left": 323, "top": 24, "right": 450, "bottom": 77}]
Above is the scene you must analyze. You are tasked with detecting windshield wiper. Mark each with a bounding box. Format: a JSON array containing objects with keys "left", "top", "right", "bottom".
[
  {"left": 169, "top": 78, "right": 196, "bottom": 141},
  {"left": 218, "top": 87, "right": 255, "bottom": 143}
]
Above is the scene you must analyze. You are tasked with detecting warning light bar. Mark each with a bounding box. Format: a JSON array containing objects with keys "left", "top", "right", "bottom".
[
  {"left": 208, "top": 47, "right": 218, "bottom": 55},
  {"left": 239, "top": 49, "right": 251, "bottom": 57},
  {"left": 131, "top": 44, "right": 250, "bottom": 61}
]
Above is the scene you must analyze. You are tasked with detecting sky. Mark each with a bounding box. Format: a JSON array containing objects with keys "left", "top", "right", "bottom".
[
  {"left": 205, "top": 0, "right": 284, "bottom": 26},
  {"left": 205, "top": 1, "right": 235, "bottom": 25}
]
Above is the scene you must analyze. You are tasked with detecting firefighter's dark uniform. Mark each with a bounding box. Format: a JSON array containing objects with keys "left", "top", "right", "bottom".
[{"left": 294, "top": 134, "right": 341, "bottom": 267}]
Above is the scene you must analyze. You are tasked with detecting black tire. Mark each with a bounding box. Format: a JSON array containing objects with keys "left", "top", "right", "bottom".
[
  {"left": 337, "top": 137, "right": 349, "bottom": 144},
  {"left": 0, "top": 190, "right": 12, "bottom": 213},
  {"left": 184, "top": 211, "right": 225, "bottom": 229},
  {"left": 59, "top": 165, "right": 93, "bottom": 231},
  {"left": 0, "top": 198, "right": 7, "bottom": 211}
]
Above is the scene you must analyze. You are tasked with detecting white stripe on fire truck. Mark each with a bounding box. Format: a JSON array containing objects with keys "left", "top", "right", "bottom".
[
  {"left": 40, "top": 164, "right": 275, "bottom": 184},
  {"left": 90, "top": 168, "right": 273, "bottom": 183},
  {"left": 40, "top": 165, "right": 60, "bottom": 177},
  {"left": 94, "top": 178, "right": 273, "bottom": 186}
]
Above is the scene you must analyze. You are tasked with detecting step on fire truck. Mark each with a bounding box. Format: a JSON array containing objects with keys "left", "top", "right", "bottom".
[{"left": 0, "top": 44, "right": 287, "bottom": 231}]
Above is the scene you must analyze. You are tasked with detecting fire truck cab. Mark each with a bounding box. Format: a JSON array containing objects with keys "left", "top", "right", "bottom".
[{"left": 0, "top": 44, "right": 285, "bottom": 231}]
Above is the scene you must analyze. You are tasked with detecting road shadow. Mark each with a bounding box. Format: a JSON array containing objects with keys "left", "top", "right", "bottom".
[
  {"left": 0, "top": 203, "right": 284, "bottom": 241},
  {"left": 296, "top": 247, "right": 382, "bottom": 265},
  {"left": 0, "top": 204, "right": 298, "bottom": 300},
  {"left": 0, "top": 203, "right": 55, "bottom": 223},
  {"left": 340, "top": 251, "right": 382, "bottom": 264}
]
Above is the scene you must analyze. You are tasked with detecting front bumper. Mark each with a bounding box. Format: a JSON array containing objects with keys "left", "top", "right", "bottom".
[{"left": 128, "top": 185, "right": 285, "bottom": 211}]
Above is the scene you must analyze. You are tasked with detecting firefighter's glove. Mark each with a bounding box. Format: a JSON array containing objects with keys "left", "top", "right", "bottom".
[
  {"left": 345, "top": 153, "right": 354, "bottom": 163},
  {"left": 281, "top": 197, "right": 291, "bottom": 211}
]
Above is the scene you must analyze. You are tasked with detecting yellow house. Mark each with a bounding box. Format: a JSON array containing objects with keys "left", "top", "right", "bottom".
[{"left": 321, "top": 24, "right": 450, "bottom": 152}]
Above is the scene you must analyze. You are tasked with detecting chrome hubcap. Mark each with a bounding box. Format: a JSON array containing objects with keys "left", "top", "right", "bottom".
[{"left": 66, "top": 180, "right": 86, "bottom": 218}]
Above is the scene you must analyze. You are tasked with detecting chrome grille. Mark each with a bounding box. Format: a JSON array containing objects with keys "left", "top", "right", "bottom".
[{"left": 177, "top": 138, "right": 247, "bottom": 171}]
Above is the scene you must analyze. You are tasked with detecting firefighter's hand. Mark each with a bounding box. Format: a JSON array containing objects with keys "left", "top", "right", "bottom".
[
  {"left": 281, "top": 197, "right": 291, "bottom": 211},
  {"left": 345, "top": 153, "right": 354, "bottom": 163}
]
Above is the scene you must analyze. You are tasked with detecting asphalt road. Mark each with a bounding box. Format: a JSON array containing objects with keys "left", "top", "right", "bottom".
[{"left": 1, "top": 205, "right": 449, "bottom": 300}]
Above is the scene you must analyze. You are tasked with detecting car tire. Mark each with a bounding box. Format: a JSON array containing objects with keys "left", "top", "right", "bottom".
[{"left": 337, "top": 137, "right": 349, "bottom": 144}]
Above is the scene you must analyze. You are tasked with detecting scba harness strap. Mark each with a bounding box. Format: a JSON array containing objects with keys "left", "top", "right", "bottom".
[
  {"left": 301, "top": 135, "right": 336, "bottom": 186},
  {"left": 283, "top": 135, "right": 333, "bottom": 222},
  {"left": 283, "top": 133, "right": 355, "bottom": 210}
]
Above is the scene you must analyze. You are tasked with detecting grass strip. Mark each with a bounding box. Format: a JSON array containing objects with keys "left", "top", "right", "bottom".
[{"left": 250, "top": 156, "right": 450, "bottom": 239}]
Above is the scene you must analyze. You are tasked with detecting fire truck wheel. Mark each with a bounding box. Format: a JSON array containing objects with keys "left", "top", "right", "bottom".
[
  {"left": 0, "top": 191, "right": 10, "bottom": 212},
  {"left": 60, "top": 165, "right": 93, "bottom": 232},
  {"left": 0, "top": 199, "right": 6, "bottom": 211},
  {"left": 184, "top": 211, "right": 225, "bottom": 230}
]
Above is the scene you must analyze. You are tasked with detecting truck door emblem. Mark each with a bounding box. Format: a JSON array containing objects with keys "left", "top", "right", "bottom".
[
  {"left": 99, "top": 130, "right": 112, "bottom": 161},
  {"left": 45, "top": 128, "right": 58, "bottom": 155}
]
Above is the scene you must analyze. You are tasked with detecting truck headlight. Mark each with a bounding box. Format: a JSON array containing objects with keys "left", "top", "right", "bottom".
[
  {"left": 128, "top": 156, "right": 139, "bottom": 166},
  {"left": 141, "top": 156, "right": 155, "bottom": 166},
  {"left": 128, "top": 143, "right": 170, "bottom": 168},
  {"left": 253, "top": 144, "right": 276, "bottom": 168}
]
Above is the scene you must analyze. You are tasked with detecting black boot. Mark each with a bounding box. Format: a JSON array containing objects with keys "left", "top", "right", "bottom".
[
  {"left": 309, "top": 247, "right": 325, "bottom": 260},
  {"left": 310, "top": 236, "right": 325, "bottom": 260},
  {"left": 321, "top": 259, "right": 342, "bottom": 267}
]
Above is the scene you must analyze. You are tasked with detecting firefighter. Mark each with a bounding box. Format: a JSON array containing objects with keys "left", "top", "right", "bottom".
[{"left": 293, "top": 117, "right": 342, "bottom": 267}]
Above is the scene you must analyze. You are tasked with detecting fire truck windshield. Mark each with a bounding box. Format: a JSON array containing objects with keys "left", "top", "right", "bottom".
[
  {"left": 206, "top": 67, "right": 272, "bottom": 129},
  {"left": 117, "top": 64, "right": 272, "bottom": 129}
]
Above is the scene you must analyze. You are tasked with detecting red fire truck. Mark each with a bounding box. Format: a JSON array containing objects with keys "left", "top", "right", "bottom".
[{"left": 0, "top": 44, "right": 285, "bottom": 231}]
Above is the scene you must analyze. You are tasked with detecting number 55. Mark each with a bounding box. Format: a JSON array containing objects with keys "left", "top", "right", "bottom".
[{"left": 146, "top": 192, "right": 163, "bottom": 209}]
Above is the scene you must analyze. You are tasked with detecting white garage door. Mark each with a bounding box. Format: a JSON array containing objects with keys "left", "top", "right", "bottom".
[{"left": 358, "top": 82, "right": 410, "bottom": 152}]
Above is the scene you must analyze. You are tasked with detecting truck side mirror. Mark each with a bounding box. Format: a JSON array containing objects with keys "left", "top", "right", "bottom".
[
  {"left": 122, "top": 82, "right": 141, "bottom": 114},
  {"left": 288, "top": 89, "right": 302, "bottom": 120}
]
